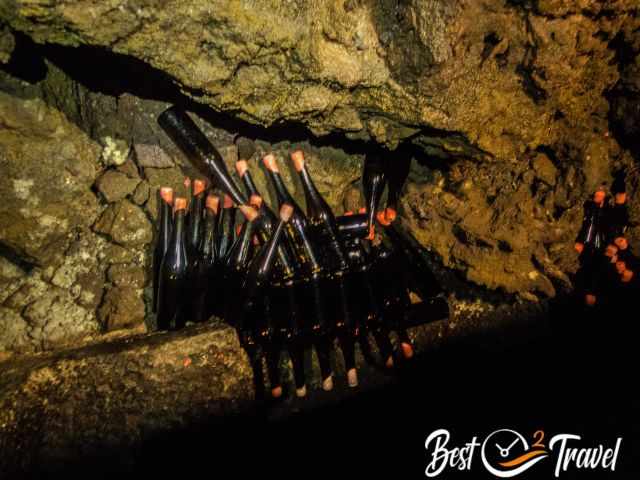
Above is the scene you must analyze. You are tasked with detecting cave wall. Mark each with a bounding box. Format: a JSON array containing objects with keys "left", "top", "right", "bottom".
[{"left": 1, "top": 0, "right": 639, "bottom": 353}]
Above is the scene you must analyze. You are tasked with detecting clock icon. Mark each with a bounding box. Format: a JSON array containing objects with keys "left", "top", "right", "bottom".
[{"left": 481, "top": 429, "right": 548, "bottom": 478}]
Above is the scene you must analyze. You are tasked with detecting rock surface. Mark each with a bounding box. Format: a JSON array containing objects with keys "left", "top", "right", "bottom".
[{"left": 0, "top": 91, "right": 99, "bottom": 266}]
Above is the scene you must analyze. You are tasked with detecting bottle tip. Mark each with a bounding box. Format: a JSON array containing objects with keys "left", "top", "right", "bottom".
[
  {"left": 174, "top": 197, "right": 188, "bottom": 212},
  {"left": 239, "top": 204, "right": 259, "bottom": 222},
  {"left": 159, "top": 187, "right": 174, "bottom": 205},
  {"left": 271, "top": 385, "right": 283, "bottom": 398},
  {"left": 347, "top": 368, "right": 358, "bottom": 387},
  {"left": 262, "top": 153, "right": 279, "bottom": 172},
  {"left": 376, "top": 210, "right": 391, "bottom": 227},
  {"left": 401, "top": 342, "right": 414, "bottom": 359},
  {"left": 291, "top": 150, "right": 305, "bottom": 172},
  {"left": 280, "top": 203, "right": 293, "bottom": 222},
  {"left": 223, "top": 194, "right": 234, "bottom": 209},
  {"left": 235, "top": 159, "right": 249, "bottom": 177},
  {"left": 249, "top": 194, "right": 263, "bottom": 208},
  {"left": 193, "top": 179, "right": 207, "bottom": 196},
  {"left": 322, "top": 375, "right": 334, "bottom": 391},
  {"left": 385, "top": 207, "right": 397, "bottom": 223},
  {"left": 205, "top": 194, "right": 219, "bottom": 213},
  {"left": 295, "top": 385, "right": 307, "bottom": 398}
]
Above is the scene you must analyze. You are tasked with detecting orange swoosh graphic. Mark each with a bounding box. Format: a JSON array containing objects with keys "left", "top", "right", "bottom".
[{"left": 499, "top": 450, "right": 547, "bottom": 468}]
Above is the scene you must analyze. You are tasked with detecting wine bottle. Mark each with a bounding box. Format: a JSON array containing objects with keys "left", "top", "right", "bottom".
[
  {"left": 290, "top": 151, "right": 357, "bottom": 377},
  {"left": 384, "top": 222, "right": 444, "bottom": 298},
  {"left": 383, "top": 154, "right": 411, "bottom": 223},
  {"left": 153, "top": 187, "right": 173, "bottom": 314},
  {"left": 608, "top": 172, "right": 629, "bottom": 243},
  {"left": 235, "top": 160, "right": 260, "bottom": 198},
  {"left": 291, "top": 149, "right": 348, "bottom": 271},
  {"left": 187, "top": 179, "right": 207, "bottom": 254},
  {"left": 216, "top": 194, "right": 237, "bottom": 261},
  {"left": 262, "top": 153, "right": 320, "bottom": 270},
  {"left": 262, "top": 154, "right": 335, "bottom": 384},
  {"left": 366, "top": 231, "right": 413, "bottom": 366},
  {"left": 575, "top": 188, "right": 607, "bottom": 254},
  {"left": 158, "top": 106, "right": 247, "bottom": 205},
  {"left": 157, "top": 197, "right": 189, "bottom": 331},
  {"left": 224, "top": 205, "right": 259, "bottom": 326},
  {"left": 242, "top": 204, "right": 293, "bottom": 397},
  {"left": 191, "top": 194, "right": 219, "bottom": 323},
  {"left": 362, "top": 152, "right": 387, "bottom": 238}
]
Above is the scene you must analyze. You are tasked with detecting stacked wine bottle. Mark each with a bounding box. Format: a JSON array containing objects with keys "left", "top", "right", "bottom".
[{"left": 152, "top": 106, "right": 449, "bottom": 398}]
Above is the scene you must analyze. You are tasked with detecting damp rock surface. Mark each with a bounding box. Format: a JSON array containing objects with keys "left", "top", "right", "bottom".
[{"left": 0, "top": 92, "right": 99, "bottom": 265}]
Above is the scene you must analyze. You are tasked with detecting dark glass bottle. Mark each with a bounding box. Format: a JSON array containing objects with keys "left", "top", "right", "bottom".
[
  {"left": 262, "top": 153, "right": 319, "bottom": 270},
  {"left": 216, "top": 194, "right": 237, "bottom": 261},
  {"left": 187, "top": 178, "right": 207, "bottom": 254},
  {"left": 224, "top": 205, "right": 259, "bottom": 326},
  {"left": 236, "top": 160, "right": 259, "bottom": 198},
  {"left": 608, "top": 172, "right": 629, "bottom": 242},
  {"left": 242, "top": 204, "right": 294, "bottom": 397},
  {"left": 384, "top": 222, "right": 444, "bottom": 298},
  {"left": 576, "top": 190, "right": 607, "bottom": 254},
  {"left": 191, "top": 194, "right": 219, "bottom": 323},
  {"left": 153, "top": 187, "right": 173, "bottom": 314},
  {"left": 367, "top": 232, "right": 410, "bottom": 363},
  {"left": 157, "top": 197, "right": 189, "bottom": 331},
  {"left": 158, "top": 107, "right": 247, "bottom": 205},
  {"left": 383, "top": 154, "right": 411, "bottom": 222},
  {"left": 291, "top": 149, "right": 348, "bottom": 271},
  {"left": 336, "top": 213, "right": 369, "bottom": 239},
  {"left": 362, "top": 152, "right": 387, "bottom": 238},
  {"left": 158, "top": 107, "right": 298, "bottom": 283}
]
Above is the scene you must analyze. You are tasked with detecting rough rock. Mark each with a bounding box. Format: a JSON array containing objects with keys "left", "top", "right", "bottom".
[
  {"left": 0, "top": 306, "right": 29, "bottom": 351},
  {"left": 133, "top": 143, "right": 175, "bottom": 168},
  {"left": 131, "top": 180, "right": 150, "bottom": 206},
  {"left": 0, "top": 24, "right": 14, "bottom": 63},
  {"left": 0, "top": 91, "right": 99, "bottom": 266},
  {"left": 93, "top": 199, "right": 153, "bottom": 247},
  {"left": 107, "top": 264, "right": 147, "bottom": 289},
  {"left": 95, "top": 169, "right": 140, "bottom": 203},
  {"left": 98, "top": 286, "right": 146, "bottom": 331},
  {"left": 2, "top": 0, "right": 638, "bottom": 158},
  {"left": 100, "top": 136, "right": 130, "bottom": 166}
]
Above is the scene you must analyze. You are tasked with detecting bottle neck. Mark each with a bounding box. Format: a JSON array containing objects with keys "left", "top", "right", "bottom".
[
  {"left": 246, "top": 219, "right": 287, "bottom": 294},
  {"left": 227, "top": 220, "right": 255, "bottom": 270},
  {"left": 364, "top": 171, "right": 386, "bottom": 227},
  {"left": 268, "top": 170, "right": 296, "bottom": 207},
  {"left": 188, "top": 193, "right": 205, "bottom": 248},
  {"left": 158, "top": 107, "right": 247, "bottom": 205},
  {"left": 168, "top": 211, "right": 187, "bottom": 268},
  {"left": 386, "top": 156, "right": 410, "bottom": 211},
  {"left": 242, "top": 171, "right": 259, "bottom": 197},
  {"left": 199, "top": 210, "right": 217, "bottom": 260},
  {"left": 299, "top": 167, "right": 327, "bottom": 218},
  {"left": 299, "top": 166, "right": 348, "bottom": 270},
  {"left": 159, "top": 200, "right": 173, "bottom": 251},
  {"left": 255, "top": 210, "right": 297, "bottom": 280}
]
